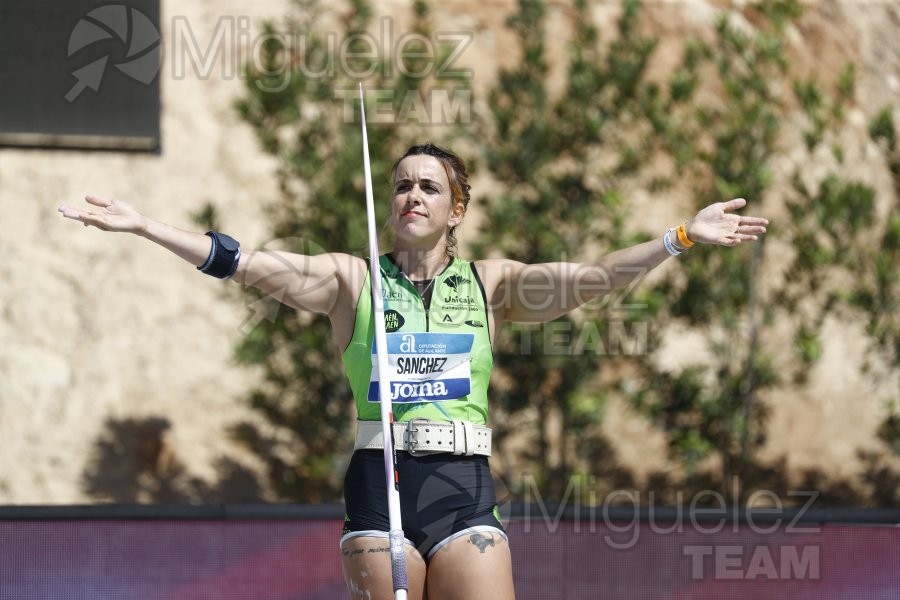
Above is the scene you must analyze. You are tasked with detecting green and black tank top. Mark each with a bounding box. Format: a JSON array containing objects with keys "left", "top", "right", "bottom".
[{"left": 342, "top": 254, "right": 493, "bottom": 425}]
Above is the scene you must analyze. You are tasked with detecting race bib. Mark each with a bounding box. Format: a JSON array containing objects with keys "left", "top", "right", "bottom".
[{"left": 368, "top": 332, "right": 474, "bottom": 403}]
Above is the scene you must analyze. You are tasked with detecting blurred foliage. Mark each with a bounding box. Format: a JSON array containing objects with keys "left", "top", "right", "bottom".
[
  {"left": 476, "top": 0, "right": 788, "bottom": 500},
  {"left": 857, "top": 107, "right": 900, "bottom": 427},
  {"left": 477, "top": 0, "right": 899, "bottom": 504},
  {"left": 231, "top": 0, "right": 471, "bottom": 501},
  {"left": 231, "top": 0, "right": 900, "bottom": 504},
  {"left": 470, "top": 0, "right": 654, "bottom": 499},
  {"left": 869, "top": 106, "right": 897, "bottom": 152},
  {"left": 645, "top": 0, "right": 898, "bottom": 498}
]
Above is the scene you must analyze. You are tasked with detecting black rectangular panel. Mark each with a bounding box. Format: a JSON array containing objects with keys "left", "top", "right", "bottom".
[{"left": 0, "top": 0, "right": 161, "bottom": 151}]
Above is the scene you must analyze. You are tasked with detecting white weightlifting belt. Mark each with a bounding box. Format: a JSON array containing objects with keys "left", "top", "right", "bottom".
[{"left": 355, "top": 418, "right": 492, "bottom": 457}]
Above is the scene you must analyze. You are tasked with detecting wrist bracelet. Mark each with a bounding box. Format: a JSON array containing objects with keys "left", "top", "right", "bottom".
[
  {"left": 663, "top": 228, "right": 683, "bottom": 256},
  {"left": 676, "top": 222, "right": 695, "bottom": 248},
  {"left": 198, "top": 231, "right": 241, "bottom": 279}
]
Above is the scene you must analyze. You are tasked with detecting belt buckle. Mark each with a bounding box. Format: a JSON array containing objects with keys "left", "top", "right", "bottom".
[{"left": 405, "top": 418, "right": 430, "bottom": 455}]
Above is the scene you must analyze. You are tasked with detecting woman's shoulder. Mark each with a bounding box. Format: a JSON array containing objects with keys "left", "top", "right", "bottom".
[
  {"left": 471, "top": 257, "right": 525, "bottom": 277},
  {"left": 333, "top": 253, "right": 369, "bottom": 285},
  {"left": 329, "top": 252, "right": 366, "bottom": 265},
  {"left": 470, "top": 258, "right": 526, "bottom": 299}
]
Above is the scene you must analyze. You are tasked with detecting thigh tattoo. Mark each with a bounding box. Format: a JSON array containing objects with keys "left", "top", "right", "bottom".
[
  {"left": 468, "top": 531, "right": 496, "bottom": 553},
  {"left": 342, "top": 545, "right": 390, "bottom": 558}
]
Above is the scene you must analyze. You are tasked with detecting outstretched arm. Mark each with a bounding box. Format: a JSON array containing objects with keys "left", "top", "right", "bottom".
[
  {"left": 58, "top": 195, "right": 360, "bottom": 318},
  {"left": 59, "top": 194, "right": 214, "bottom": 264},
  {"left": 482, "top": 198, "right": 768, "bottom": 324},
  {"left": 591, "top": 197, "right": 767, "bottom": 291}
]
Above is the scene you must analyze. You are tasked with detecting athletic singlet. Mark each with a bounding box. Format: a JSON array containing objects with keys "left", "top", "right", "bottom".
[{"left": 342, "top": 254, "right": 493, "bottom": 425}]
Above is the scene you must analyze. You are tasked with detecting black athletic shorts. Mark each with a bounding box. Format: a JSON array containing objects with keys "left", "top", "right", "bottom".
[{"left": 341, "top": 449, "right": 505, "bottom": 559}]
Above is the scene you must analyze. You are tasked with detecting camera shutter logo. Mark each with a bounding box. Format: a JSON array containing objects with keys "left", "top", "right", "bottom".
[{"left": 66, "top": 4, "right": 161, "bottom": 102}]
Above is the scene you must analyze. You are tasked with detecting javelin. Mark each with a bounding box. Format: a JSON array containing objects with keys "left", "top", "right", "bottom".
[{"left": 359, "top": 83, "right": 409, "bottom": 600}]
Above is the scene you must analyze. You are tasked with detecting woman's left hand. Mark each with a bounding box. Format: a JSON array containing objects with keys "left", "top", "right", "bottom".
[{"left": 686, "top": 198, "right": 768, "bottom": 246}]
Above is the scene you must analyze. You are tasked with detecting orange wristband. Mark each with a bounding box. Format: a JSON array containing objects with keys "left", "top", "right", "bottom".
[{"left": 676, "top": 223, "right": 695, "bottom": 248}]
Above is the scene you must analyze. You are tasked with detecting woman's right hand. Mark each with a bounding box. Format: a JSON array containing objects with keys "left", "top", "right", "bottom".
[{"left": 58, "top": 195, "right": 148, "bottom": 234}]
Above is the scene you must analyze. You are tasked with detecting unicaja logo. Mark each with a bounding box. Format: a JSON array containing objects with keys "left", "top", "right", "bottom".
[
  {"left": 445, "top": 275, "right": 471, "bottom": 291},
  {"left": 65, "top": 4, "right": 161, "bottom": 102}
]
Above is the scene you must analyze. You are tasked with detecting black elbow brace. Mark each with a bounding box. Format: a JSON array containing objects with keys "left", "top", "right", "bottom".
[{"left": 197, "top": 231, "right": 241, "bottom": 279}]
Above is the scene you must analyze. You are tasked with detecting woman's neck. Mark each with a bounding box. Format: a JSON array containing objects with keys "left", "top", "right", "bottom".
[{"left": 390, "top": 244, "right": 450, "bottom": 281}]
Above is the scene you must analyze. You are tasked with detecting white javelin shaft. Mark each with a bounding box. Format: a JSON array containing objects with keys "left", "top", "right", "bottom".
[{"left": 359, "top": 83, "right": 409, "bottom": 600}]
